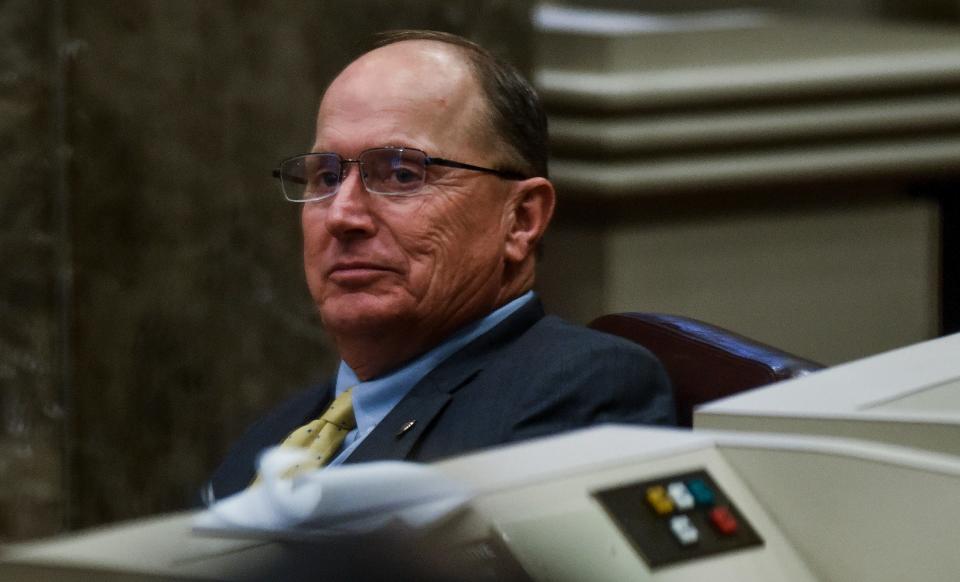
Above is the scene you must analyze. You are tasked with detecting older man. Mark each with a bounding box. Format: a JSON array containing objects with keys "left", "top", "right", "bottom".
[{"left": 208, "top": 31, "right": 673, "bottom": 499}]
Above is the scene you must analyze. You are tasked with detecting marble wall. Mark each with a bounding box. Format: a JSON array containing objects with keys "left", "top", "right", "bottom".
[
  {"left": 0, "top": 0, "right": 64, "bottom": 541},
  {"left": 0, "top": 0, "right": 532, "bottom": 540}
]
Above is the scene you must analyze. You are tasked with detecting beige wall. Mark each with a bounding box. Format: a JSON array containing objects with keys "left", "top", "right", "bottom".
[
  {"left": 539, "top": 195, "right": 939, "bottom": 365},
  {"left": 533, "top": 6, "right": 955, "bottom": 366}
]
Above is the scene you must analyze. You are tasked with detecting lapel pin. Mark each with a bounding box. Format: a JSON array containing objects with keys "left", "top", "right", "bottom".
[{"left": 396, "top": 420, "right": 416, "bottom": 438}]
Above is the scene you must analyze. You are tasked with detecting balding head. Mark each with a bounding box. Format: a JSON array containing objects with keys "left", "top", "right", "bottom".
[
  {"left": 316, "top": 39, "right": 495, "bottom": 168},
  {"left": 370, "top": 30, "right": 549, "bottom": 179}
]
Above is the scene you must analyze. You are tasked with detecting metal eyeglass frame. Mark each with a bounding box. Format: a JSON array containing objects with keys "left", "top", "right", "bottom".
[{"left": 272, "top": 146, "right": 528, "bottom": 202}]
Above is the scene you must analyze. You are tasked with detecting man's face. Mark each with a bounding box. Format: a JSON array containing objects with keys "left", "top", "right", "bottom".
[{"left": 302, "top": 41, "right": 519, "bottom": 358}]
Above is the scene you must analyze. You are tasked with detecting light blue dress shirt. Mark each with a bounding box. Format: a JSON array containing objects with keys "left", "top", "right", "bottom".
[{"left": 327, "top": 291, "right": 535, "bottom": 466}]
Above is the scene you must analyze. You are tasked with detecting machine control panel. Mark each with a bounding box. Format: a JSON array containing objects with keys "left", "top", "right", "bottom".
[{"left": 593, "top": 469, "right": 763, "bottom": 569}]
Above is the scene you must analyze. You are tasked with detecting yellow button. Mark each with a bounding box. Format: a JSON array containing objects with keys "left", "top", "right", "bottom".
[{"left": 646, "top": 485, "right": 675, "bottom": 515}]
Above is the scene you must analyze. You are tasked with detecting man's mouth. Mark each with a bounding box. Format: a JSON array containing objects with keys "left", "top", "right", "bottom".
[{"left": 326, "top": 261, "right": 398, "bottom": 285}]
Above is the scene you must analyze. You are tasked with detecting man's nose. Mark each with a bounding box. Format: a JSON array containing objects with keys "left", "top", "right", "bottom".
[{"left": 323, "top": 165, "right": 377, "bottom": 239}]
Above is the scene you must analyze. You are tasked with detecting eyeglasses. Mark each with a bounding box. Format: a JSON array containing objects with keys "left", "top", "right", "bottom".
[{"left": 272, "top": 147, "right": 528, "bottom": 202}]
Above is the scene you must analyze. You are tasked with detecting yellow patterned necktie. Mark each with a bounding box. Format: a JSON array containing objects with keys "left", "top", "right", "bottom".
[{"left": 254, "top": 388, "right": 356, "bottom": 483}]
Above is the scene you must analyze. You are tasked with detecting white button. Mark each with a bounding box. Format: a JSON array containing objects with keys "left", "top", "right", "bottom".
[
  {"left": 667, "top": 481, "right": 695, "bottom": 511},
  {"left": 670, "top": 515, "right": 699, "bottom": 546}
]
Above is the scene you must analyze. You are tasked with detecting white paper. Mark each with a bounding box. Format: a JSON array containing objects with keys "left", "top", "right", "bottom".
[{"left": 192, "top": 447, "right": 473, "bottom": 538}]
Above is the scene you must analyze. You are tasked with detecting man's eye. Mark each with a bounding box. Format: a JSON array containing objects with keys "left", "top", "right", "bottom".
[
  {"left": 393, "top": 167, "right": 420, "bottom": 183},
  {"left": 317, "top": 171, "right": 339, "bottom": 188}
]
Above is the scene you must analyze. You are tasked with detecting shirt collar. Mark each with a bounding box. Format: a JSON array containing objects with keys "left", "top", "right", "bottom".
[{"left": 334, "top": 291, "right": 535, "bottom": 438}]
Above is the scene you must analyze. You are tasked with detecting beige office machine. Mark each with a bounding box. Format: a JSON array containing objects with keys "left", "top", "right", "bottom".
[
  {"left": 3, "top": 425, "right": 960, "bottom": 581},
  {"left": 696, "top": 332, "right": 960, "bottom": 456}
]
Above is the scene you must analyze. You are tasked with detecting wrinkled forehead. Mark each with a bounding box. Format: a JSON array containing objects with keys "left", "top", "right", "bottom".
[{"left": 314, "top": 41, "right": 492, "bottom": 155}]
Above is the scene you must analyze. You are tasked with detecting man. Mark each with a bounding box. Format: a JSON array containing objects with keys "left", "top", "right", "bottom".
[{"left": 207, "top": 30, "right": 674, "bottom": 499}]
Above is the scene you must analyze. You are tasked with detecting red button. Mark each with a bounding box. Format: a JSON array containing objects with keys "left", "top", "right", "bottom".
[{"left": 709, "top": 506, "right": 739, "bottom": 535}]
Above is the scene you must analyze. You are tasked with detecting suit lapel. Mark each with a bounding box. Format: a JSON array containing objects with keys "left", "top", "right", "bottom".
[
  {"left": 344, "top": 297, "right": 545, "bottom": 463},
  {"left": 343, "top": 369, "right": 475, "bottom": 463}
]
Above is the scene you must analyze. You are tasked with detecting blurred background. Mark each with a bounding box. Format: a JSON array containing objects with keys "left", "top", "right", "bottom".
[{"left": 2, "top": 0, "right": 958, "bottom": 541}]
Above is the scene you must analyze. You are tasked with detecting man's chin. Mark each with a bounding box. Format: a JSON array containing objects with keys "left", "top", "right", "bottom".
[{"left": 318, "top": 295, "right": 413, "bottom": 337}]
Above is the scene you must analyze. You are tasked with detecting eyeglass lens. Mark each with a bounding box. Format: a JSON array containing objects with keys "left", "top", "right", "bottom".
[{"left": 280, "top": 148, "right": 429, "bottom": 201}]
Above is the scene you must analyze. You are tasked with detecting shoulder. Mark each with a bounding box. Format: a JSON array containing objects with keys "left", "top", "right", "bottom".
[
  {"left": 512, "top": 314, "right": 662, "bottom": 367},
  {"left": 484, "top": 314, "right": 676, "bottom": 428}
]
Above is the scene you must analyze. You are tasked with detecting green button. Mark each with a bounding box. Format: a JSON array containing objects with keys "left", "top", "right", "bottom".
[{"left": 686, "top": 478, "right": 716, "bottom": 506}]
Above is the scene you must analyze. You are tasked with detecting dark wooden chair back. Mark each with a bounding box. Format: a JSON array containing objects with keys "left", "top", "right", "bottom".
[{"left": 589, "top": 313, "right": 824, "bottom": 427}]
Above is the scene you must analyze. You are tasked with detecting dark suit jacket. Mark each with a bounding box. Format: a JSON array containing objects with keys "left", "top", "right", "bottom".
[{"left": 207, "top": 299, "right": 674, "bottom": 499}]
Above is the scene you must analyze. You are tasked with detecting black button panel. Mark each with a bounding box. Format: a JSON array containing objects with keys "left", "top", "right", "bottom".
[{"left": 593, "top": 469, "right": 763, "bottom": 569}]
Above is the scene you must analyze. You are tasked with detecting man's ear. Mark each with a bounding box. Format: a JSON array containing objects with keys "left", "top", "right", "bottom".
[{"left": 504, "top": 177, "right": 556, "bottom": 263}]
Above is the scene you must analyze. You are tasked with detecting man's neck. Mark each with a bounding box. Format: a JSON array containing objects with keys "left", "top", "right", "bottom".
[
  {"left": 335, "top": 290, "right": 534, "bottom": 381},
  {"left": 336, "top": 327, "right": 442, "bottom": 381}
]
